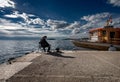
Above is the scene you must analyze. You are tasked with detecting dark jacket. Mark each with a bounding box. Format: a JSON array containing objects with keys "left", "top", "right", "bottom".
[{"left": 39, "top": 38, "right": 49, "bottom": 47}]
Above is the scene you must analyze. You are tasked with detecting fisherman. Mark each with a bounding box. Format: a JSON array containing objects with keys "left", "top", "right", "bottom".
[{"left": 39, "top": 36, "right": 51, "bottom": 52}]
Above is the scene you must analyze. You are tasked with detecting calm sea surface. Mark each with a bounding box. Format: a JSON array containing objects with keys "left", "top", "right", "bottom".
[{"left": 0, "top": 38, "right": 82, "bottom": 64}]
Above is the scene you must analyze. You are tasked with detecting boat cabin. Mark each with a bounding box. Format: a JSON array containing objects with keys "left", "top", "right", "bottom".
[{"left": 89, "top": 26, "right": 120, "bottom": 45}]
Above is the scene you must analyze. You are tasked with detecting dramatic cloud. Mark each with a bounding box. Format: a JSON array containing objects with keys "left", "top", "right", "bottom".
[
  {"left": 81, "top": 12, "right": 110, "bottom": 23},
  {"left": 4, "top": 14, "right": 18, "bottom": 18},
  {"left": 66, "top": 21, "right": 80, "bottom": 29},
  {"left": 2, "top": 12, "right": 73, "bottom": 37},
  {"left": 107, "top": 0, "right": 120, "bottom": 7},
  {"left": 2, "top": 10, "right": 120, "bottom": 38},
  {"left": 0, "top": 18, "right": 70, "bottom": 37},
  {"left": 0, "top": 16, "right": 89, "bottom": 37},
  {"left": 0, "top": 0, "right": 15, "bottom": 8},
  {"left": 2, "top": 11, "right": 120, "bottom": 38},
  {"left": 81, "top": 12, "right": 111, "bottom": 29},
  {"left": 46, "top": 19, "right": 68, "bottom": 30},
  {"left": 112, "top": 17, "right": 120, "bottom": 27},
  {"left": 64, "top": 21, "right": 81, "bottom": 34},
  {"left": 0, "top": 18, "right": 28, "bottom": 36},
  {"left": 4, "top": 11, "right": 45, "bottom": 26},
  {"left": 0, "top": 19, "right": 41, "bottom": 37},
  {"left": 4, "top": 11, "right": 34, "bottom": 18},
  {"left": 72, "top": 28, "right": 81, "bottom": 34},
  {"left": 0, "top": 18, "right": 25, "bottom": 29},
  {"left": 46, "top": 19, "right": 82, "bottom": 35}
]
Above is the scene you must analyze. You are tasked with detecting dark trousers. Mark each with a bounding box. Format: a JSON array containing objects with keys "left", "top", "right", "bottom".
[{"left": 42, "top": 46, "right": 50, "bottom": 52}]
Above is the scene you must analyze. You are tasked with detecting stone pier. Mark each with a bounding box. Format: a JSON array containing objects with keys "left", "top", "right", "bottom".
[{"left": 0, "top": 51, "right": 120, "bottom": 82}]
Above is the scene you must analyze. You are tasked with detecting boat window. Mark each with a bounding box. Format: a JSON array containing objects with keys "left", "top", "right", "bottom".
[
  {"left": 102, "top": 30, "right": 106, "bottom": 36},
  {"left": 110, "top": 32, "right": 115, "bottom": 38}
]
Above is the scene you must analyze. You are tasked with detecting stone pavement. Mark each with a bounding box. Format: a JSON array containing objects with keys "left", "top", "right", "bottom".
[{"left": 1, "top": 51, "right": 120, "bottom": 82}]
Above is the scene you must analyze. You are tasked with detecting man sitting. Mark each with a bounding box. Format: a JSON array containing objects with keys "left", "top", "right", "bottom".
[{"left": 39, "top": 36, "right": 51, "bottom": 52}]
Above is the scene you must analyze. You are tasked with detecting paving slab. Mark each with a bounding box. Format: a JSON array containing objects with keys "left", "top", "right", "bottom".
[
  {"left": 1, "top": 51, "right": 120, "bottom": 82},
  {"left": 0, "top": 52, "right": 40, "bottom": 82}
]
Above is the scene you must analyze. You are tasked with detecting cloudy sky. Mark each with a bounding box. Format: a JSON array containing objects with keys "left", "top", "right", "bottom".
[{"left": 0, "top": 0, "right": 120, "bottom": 38}]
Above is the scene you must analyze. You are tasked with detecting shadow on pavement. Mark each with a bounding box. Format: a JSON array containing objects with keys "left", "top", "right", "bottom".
[{"left": 47, "top": 51, "right": 75, "bottom": 58}]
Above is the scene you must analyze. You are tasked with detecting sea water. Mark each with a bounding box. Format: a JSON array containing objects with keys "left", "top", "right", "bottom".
[{"left": 0, "top": 38, "right": 79, "bottom": 64}]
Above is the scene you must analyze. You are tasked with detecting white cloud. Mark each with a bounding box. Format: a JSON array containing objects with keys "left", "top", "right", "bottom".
[
  {"left": 46, "top": 19, "right": 68, "bottom": 30},
  {"left": 81, "top": 12, "right": 111, "bottom": 29},
  {"left": 0, "top": 18, "right": 25, "bottom": 29},
  {"left": 112, "top": 17, "right": 120, "bottom": 27},
  {"left": 4, "top": 11, "right": 32, "bottom": 18},
  {"left": 4, "top": 11, "right": 119, "bottom": 38},
  {"left": 4, "top": 14, "right": 18, "bottom": 18},
  {"left": 4, "top": 11, "right": 45, "bottom": 26},
  {"left": 46, "top": 19, "right": 82, "bottom": 36},
  {"left": 0, "top": 18, "right": 40, "bottom": 37},
  {"left": 2, "top": 11, "right": 120, "bottom": 38},
  {"left": 0, "top": 18, "right": 28, "bottom": 36},
  {"left": 0, "top": 29, "right": 13, "bottom": 35},
  {"left": 107, "top": 0, "right": 120, "bottom": 7},
  {"left": 81, "top": 12, "right": 110, "bottom": 22},
  {"left": 72, "top": 28, "right": 80, "bottom": 34},
  {"left": 30, "top": 18, "right": 45, "bottom": 25},
  {"left": 0, "top": 0, "right": 15, "bottom": 8},
  {"left": 2, "top": 12, "right": 72, "bottom": 37},
  {"left": 0, "top": 18, "right": 69, "bottom": 37},
  {"left": 64, "top": 21, "right": 81, "bottom": 35},
  {"left": 66, "top": 21, "right": 80, "bottom": 29},
  {"left": 4, "top": 12, "right": 81, "bottom": 33}
]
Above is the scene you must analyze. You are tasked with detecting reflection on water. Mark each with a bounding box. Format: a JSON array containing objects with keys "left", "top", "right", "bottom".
[
  {"left": 0, "top": 39, "right": 77, "bottom": 64},
  {"left": 0, "top": 40, "right": 37, "bottom": 64}
]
